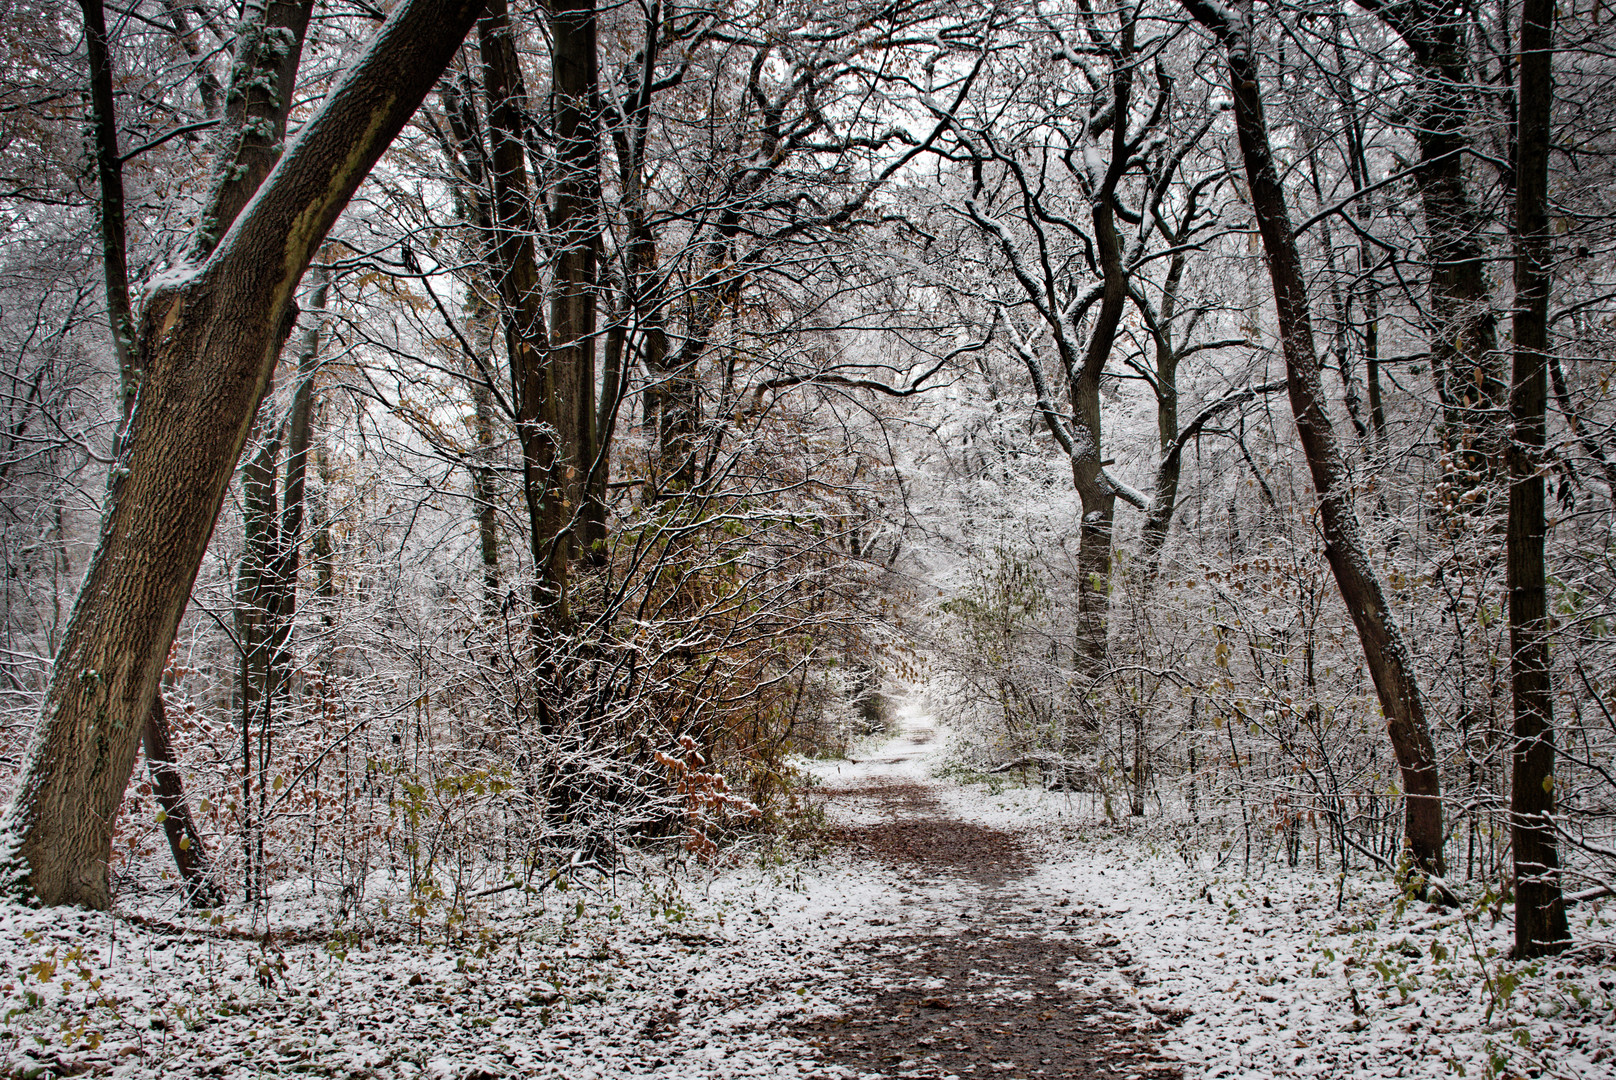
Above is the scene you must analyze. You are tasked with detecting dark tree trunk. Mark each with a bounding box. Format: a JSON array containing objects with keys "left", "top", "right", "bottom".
[
  {"left": 142, "top": 693, "right": 220, "bottom": 906},
  {"left": 0, "top": 0, "right": 486, "bottom": 909},
  {"left": 470, "top": 352, "right": 503, "bottom": 609},
  {"left": 547, "top": 0, "right": 602, "bottom": 561},
  {"left": 1358, "top": 0, "right": 1505, "bottom": 482},
  {"left": 269, "top": 268, "right": 328, "bottom": 661},
  {"left": 1182, "top": 0, "right": 1446, "bottom": 875},
  {"left": 1068, "top": 20, "right": 1136, "bottom": 678},
  {"left": 79, "top": 0, "right": 136, "bottom": 417},
  {"left": 190, "top": 0, "right": 316, "bottom": 259},
  {"left": 477, "top": 0, "right": 570, "bottom": 620},
  {"left": 1507, "top": 0, "right": 1569, "bottom": 958}
]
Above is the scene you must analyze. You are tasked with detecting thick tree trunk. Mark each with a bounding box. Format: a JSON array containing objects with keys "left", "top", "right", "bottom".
[
  {"left": 0, "top": 0, "right": 485, "bottom": 909},
  {"left": 80, "top": 0, "right": 218, "bottom": 905},
  {"left": 1183, "top": 0, "right": 1446, "bottom": 875},
  {"left": 1507, "top": 0, "right": 1569, "bottom": 958}
]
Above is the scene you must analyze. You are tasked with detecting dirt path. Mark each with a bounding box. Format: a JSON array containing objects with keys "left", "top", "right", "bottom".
[{"left": 793, "top": 714, "right": 1182, "bottom": 1079}]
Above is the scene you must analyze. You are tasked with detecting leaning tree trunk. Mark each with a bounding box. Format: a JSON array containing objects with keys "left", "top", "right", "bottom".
[
  {"left": 1182, "top": 0, "right": 1447, "bottom": 875},
  {"left": 1507, "top": 0, "right": 1569, "bottom": 958},
  {"left": 0, "top": 0, "right": 486, "bottom": 909}
]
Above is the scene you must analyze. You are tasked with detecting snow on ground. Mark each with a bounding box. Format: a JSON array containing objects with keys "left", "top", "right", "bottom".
[{"left": 0, "top": 702, "right": 1611, "bottom": 1078}]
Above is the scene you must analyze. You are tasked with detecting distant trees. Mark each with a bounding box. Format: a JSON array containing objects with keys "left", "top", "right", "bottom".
[{"left": 924, "top": 0, "right": 1611, "bottom": 928}]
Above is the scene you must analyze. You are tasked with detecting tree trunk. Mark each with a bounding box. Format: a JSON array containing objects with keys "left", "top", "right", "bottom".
[
  {"left": 190, "top": 0, "right": 316, "bottom": 260},
  {"left": 1507, "top": 0, "right": 1569, "bottom": 957},
  {"left": 157, "top": 0, "right": 222, "bottom": 118},
  {"left": 547, "top": 0, "right": 601, "bottom": 562},
  {"left": 477, "top": 0, "right": 570, "bottom": 621},
  {"left": 142, "top": 693, "right": 220, "bottom": 906},
  {"left": 470, "top": 343, "right": 503, "bottom": 610},
  {"left": 1137, "top": 252, "right": 1185, "bottom": 577},
  {"left": 1358, "top": 0, "right": 1505, "bottom": 483},
  {"left": 78, "top": 0, "right": 136, "bottom": 417},
  {"left": 0, "top": 0, "right": 486, "bottom": 909},
  {"left": 1068, "top": 24, "right": 1135, "bottom": 679},
  {"left": 269, "top": 267, "right": 328, "bottom": 664},
  {"left": 435, "top": 88, "right": 506, "bottom": 609},
  {"left": 79, "top": 0, "right": 219, "bottom": 905},
  {"left": 1182, "top": 0, "right": 1446, "bottom": 875},
  {"left": 235, "top": 429, "right": 280, "bottom": 901}
]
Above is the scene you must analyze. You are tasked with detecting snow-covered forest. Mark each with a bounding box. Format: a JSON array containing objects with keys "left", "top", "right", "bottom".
[{"left": 0, "top": 0, "right": 1614, "bottom": 1074}]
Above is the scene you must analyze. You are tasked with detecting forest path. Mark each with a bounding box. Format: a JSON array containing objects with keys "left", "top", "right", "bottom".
[{"left": 791, "top": 709, "right": 1181, "bottom": 1079}]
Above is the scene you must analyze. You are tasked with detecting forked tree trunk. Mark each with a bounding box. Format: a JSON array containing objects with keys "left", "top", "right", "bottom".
[
  {"left": 1507, "top": 0, "right": 1569, "bottom": 958},
  {"left": 0, "top": 0, "right": 486, "bottom": 909},
  {"left": 1182, "top": 0, "right": 1446, "bottom": 875}
]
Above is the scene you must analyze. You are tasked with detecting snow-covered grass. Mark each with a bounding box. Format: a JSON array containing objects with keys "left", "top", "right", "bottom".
[
  {"left": 0, "top": 846, "right": 903, "bottom": 1079},
  {"left": 0, "top": 706, "right": 1611, "bottom": 1079},
  {"left": 924, "top": 771, "right": 1616, "bottom": 1079}
]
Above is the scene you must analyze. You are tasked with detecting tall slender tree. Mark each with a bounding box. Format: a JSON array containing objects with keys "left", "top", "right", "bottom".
[
  {"left": 1507, "top": 0, "right": 1570, "bottom": 957},
  {"left": 1180, "top": 0, "right": 1447, "bottom": 875}
]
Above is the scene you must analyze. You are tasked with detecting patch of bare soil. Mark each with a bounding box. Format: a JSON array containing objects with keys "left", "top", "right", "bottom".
[{"left": 797, "top": 781, "right": 1182, "bottom": 1080}]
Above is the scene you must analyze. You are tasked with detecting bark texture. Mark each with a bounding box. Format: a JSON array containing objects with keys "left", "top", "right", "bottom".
[
  {"left": 1182, "top": 0, "right": 1446, "bottom": 874},
  {"left": 547, "top": 0, "right": 601, "bottom": 561},
  {"left": 0, "top": 0, "right": 486, "bottom": 909},
  {"left": 190, "top": 0, "right": 316, "bottom": 259}
]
